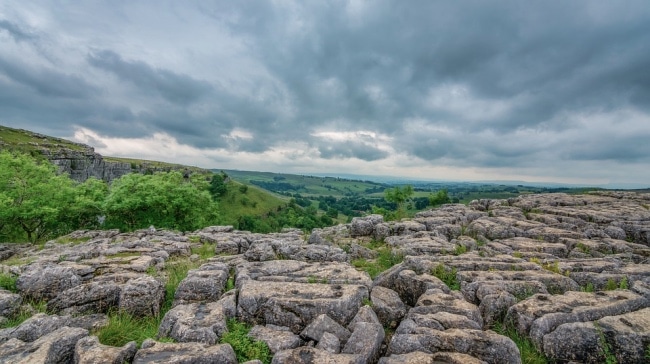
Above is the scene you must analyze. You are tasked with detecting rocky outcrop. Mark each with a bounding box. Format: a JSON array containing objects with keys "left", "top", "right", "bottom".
[
  {"left": 0, "top": 126, "right": 207, "bottom": 182},
  {"left": 0, "top": 191, "right": 649, "bottom": 363}
]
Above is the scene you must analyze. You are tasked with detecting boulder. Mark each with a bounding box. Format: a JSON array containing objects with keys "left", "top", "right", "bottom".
[
  {"left": 0, "top": 326, "right": 88, "bottom": 364},
  {"left": 75, "top": 335, "right": 137, "bottom": 364},
  {"left": 370, "top": 286, "right": 407, "bottom": 329},
  {"left": 341, "top": 322, "right": 384, "bottom": 363},
  {"left": 118, "top": 275, "right": 164, "bottom": 317},
  {"left": 272, "top": 347, "right": 363, "bottom": 364},
  {"left": 47, "top": 281, "right": 121, "bottom": 315},
  {"left": 133, "top": 340, "right": 237, "bottom": 364},
  {"left": 237, "top": 281, "right": 368, "bottom": 333},
  {"left": 248, "top": 325, "right": 302, "bottom": 354},
  {"left": 316, "top": 332, "right": 341, "bottom": 353},
  {"left": 0, "top": 289, "right": 21, "bottom": 318},
  {"left": 16, "top": 265, "right": 81, "bottom": 301},
  {"left": 301, "top": 314, "right": 351, "bottom": 345},
  {"left": 173, "top": 262, "right": 229, "bottom": 305},
  {"left": 506, "top": 290, "right": 648, "bottom": 348},
  {"left": 158, "top": 294, "right": 235, "bottom": 344}
]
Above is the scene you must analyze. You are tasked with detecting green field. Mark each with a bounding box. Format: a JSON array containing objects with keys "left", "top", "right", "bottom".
[{"left": 222, "top": 170, "right": 388, "bottom": 198}]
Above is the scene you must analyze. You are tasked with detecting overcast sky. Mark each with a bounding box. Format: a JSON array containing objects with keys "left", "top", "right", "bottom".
[{"left": 1, "top": 1, "right": 649, "bottom": 186}]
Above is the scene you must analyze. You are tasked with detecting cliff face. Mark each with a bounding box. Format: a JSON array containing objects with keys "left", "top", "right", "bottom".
[
  {"left": 0, "top": 125, "right": 207, "bottom": 182},
  {"left": 41, "top": 145, "right": 134, "bottom": 182}
]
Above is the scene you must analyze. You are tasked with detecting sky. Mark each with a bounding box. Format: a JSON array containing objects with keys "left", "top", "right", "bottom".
[{"left": 1, "top": 1, "right": 649, "bottom": 187}]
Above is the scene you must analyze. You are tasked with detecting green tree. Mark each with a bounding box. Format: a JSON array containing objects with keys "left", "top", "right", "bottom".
[
  {"left": 209, "top": 171, "right": 229, "bottom": 199},
  {"left": 0, "top": 151, "right": 75, "bottom": 242},
  {"left": 384, "top": 185, "right": 414, "bottom": 219},
  {"left": 429, "top": 189, "right": 451, "bottom": 207},
  {"left": 103, "top": 171, "right": 218, "bottom": 232},
  {"left": 59, "top": 178, "right": 108, "bottom": 232}
]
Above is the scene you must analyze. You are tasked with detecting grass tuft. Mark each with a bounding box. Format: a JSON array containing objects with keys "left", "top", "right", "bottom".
[
  {"left": 431, "top": 264, "right": 460, "bottom": 290},
  {"left": 0, "top": 299, "right": 48, "bottom": 329},
  {"left": 95, "top": 310, "right": 167, "bottom": 347},
  {"left": 190, "top": 242, "right": 216, "bottom": 260},
  {"left": 220, "top": 319, "right": 272, "bottom": 364},
  {"left": 351, "top": 246, "right": 403, "bottom": 279},
  {"left": 0, "top": 273, "right": 18, "bottom": 292},
  {"left": 493, "top": 321, "right": 547, "bottom": 364}
]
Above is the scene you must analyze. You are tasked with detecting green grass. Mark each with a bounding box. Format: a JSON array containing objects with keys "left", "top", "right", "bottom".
[
  {"left": 94, "top": 258, "right": 198, "bottom": 347},
  {"left": 493, "top": 321, "right": 548, "bottom": 364},
  {"left": 0, "top": 256, "right": 37, "bottom": 266},
  {"left": 95, "top": 310, "right": 168, "bottom": 347},
  {"left": 220, "top": 319, "right": 272, "bottom": 364},
  {"left": 223, "top": 170, "right": 387, "bottom": 198},
  {"left": 0, "top": 299, "right": 48, "bottom": 329},
  {"left": 218, "top": 182, "right": 287, "bottom": 226},
  {"left": 351, "top": 244, "right": 404, "bottom": 279},
  {"left": 581, "top": 282, "right": 595, "bottom": 292},
  {"left": 454, "top": 245, "right": 468, "bottom": 255},
  {"left": 0, "top": 273, "right": 18, "bottom": 292},
  {"left": 431, "top": 264, "right": 460, "bottom": 290},
  {"left": 103, "top": 156, "right": 207, "bottom": 174},
  {"left": 0, "top": 125, "right": 86, "bottom": 155},
  {"left": 190, "top": 242, "right": 216, "bottom": 260}
]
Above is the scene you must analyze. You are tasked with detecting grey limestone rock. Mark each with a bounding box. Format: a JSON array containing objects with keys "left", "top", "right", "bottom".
[
  {"left": 506, "top": 290, "right": 649, "bottom": 348},
  {"left": 248, "top": 325, "right": 302, "bottom": 354},
  {"left": 118, "top": 275, "right": 164, "bottom": 317},
  {"left": 0, "top": 326, "right": 88, "bottom": 364},
  {"left": 16, "top": 264, "right": 82, "bottom": 301},
  {"left": 370, "top": 286, "right": 407, "bottom": 329},
  {"left": 350, "top": 217, "right": 376, "bottom": 237},
  {"left": 315, "top": 332, "right": 341, "bottom": 353},
  {"left": 374, "top": 265, "right": 449, "bottom": 306},
  {"left": 158, "top": 294, "right": 235, "bottom": 345},
  {"left": 133, "top": 340, "right": 237, "bottom": 364},
  {"left": 74, "top": 335, "right": 137, "bottom": 364},
  {"left": 347, "top": 305, "right": 381, "bottom": 332},
  {"left": 47, "top": 281, "right": 121, "bottom": 315},
  {"left": 173, "top": 262, "right": 229, "bottom": 305},
  {"left": 237, "top": 280, "right": 368, "bottom": 334},
  {"left": 341, "top": 321, "right": 384, "bottom": 363},
  {"left": 235, "top": 260, "right": 372, "bottom": 290},
  {"left": 542, "top": 307, "right": 650, "bottom": 363},
  {"left": 301, "top": 314, "right": 351, "bottom": 345},
  {"left": 272, "top": 347, "right": 364, "bottom": 364},
  {"left": 0, "top": 289, "right": 21, "bottom": 318},
  {"left": 379, "top": 351, "right": 487, "bottom": 364},
  {"left": 388, "top": 328, "right": 520, "bottom": 364}
]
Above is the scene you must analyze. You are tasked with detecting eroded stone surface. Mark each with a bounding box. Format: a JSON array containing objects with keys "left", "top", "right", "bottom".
[{"left": 0, "top": 191, "right": 649, "bottom": 363}]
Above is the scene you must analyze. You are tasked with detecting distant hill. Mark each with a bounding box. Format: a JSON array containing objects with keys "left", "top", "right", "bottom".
[{"left": 222, "top": 169, "right": 389, "bottom": 198}]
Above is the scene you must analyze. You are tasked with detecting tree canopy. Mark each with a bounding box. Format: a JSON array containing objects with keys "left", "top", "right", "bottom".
[{"left": 0, "top": 151, "right": 220, "bottom": 242}]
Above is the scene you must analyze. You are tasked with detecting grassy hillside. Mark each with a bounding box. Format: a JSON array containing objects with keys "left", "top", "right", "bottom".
[
  {"left": 217, "top": 180, "right": 288, "bottom": 226},
  {"left": 0, "top": 125, "right": 87, "bottom": 156},
  {"left": 222, "top": 170, "right": 388, "bottom": 198}
]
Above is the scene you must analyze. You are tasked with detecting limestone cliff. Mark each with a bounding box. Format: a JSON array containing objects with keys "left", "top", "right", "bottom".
[{"left": 0, "top": 125, "right": 207, "bottom": 182}]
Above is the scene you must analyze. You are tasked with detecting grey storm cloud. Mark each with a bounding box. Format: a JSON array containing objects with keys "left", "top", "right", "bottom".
[
  {"left": 87, "top": 50, "right": 213, "bottom": 105},
  {"left": 1, "top": 0, "right": 649, "bottom": 185}
]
